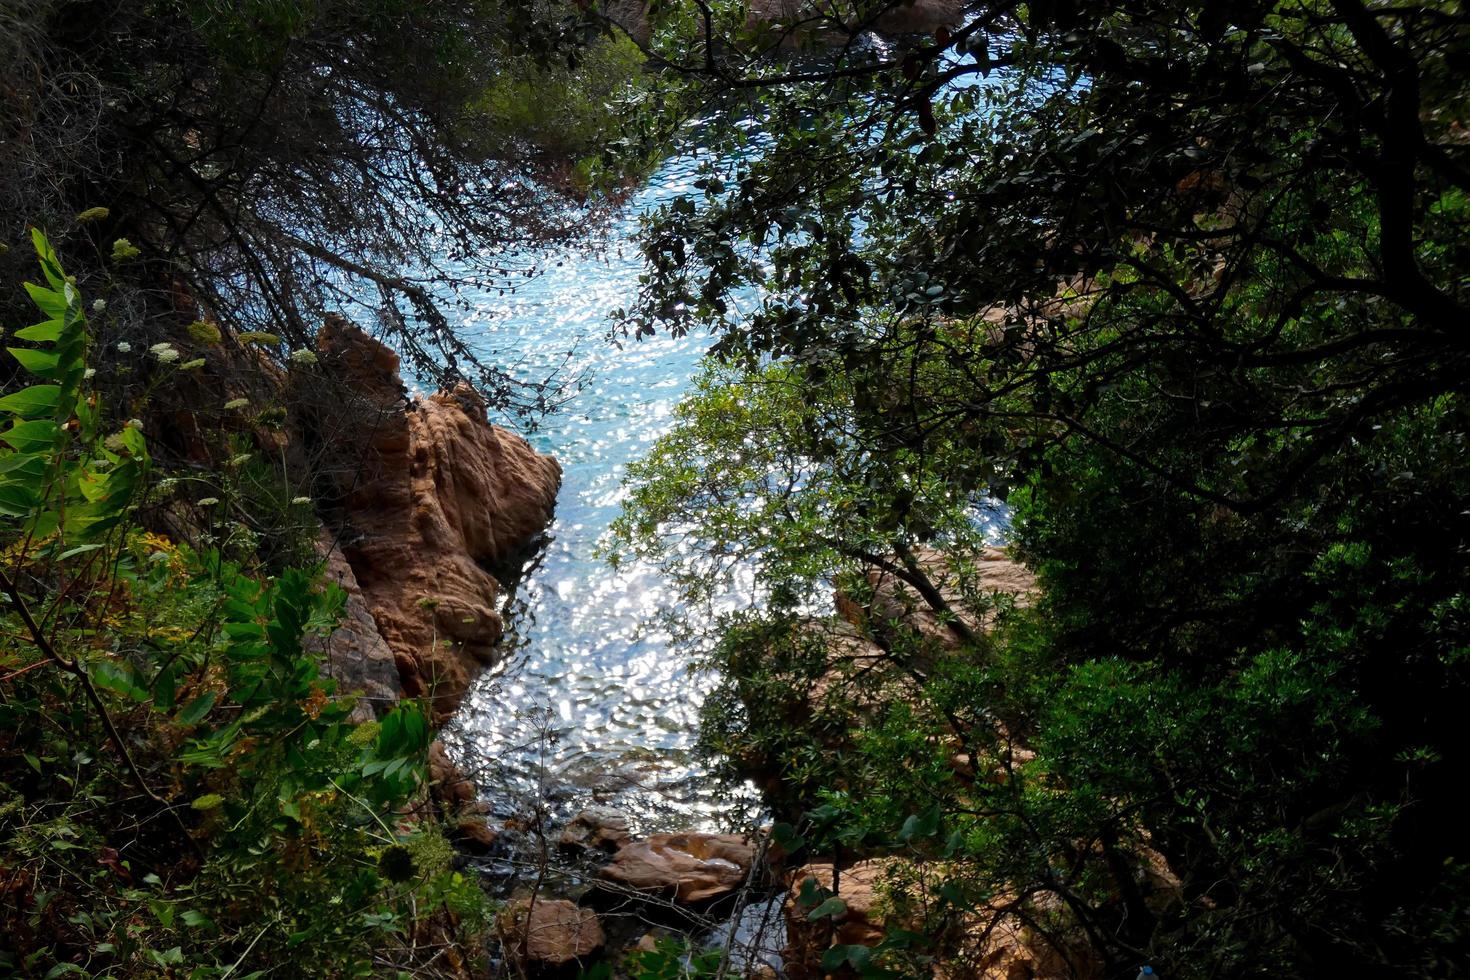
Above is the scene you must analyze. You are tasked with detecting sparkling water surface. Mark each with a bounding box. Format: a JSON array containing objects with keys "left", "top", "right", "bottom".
[
  {"left": 441, "top": 55, "right": 1006, "bottom": 829},
  {"left": 444, "top": 146, "right": 758, "bottom": 831}
]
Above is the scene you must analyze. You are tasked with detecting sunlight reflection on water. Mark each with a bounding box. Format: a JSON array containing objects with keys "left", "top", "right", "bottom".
[{"left": 443, "top": 147, "right": 760, "bottom": 830}]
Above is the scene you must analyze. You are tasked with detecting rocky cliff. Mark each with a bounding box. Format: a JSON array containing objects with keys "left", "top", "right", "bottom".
[{"left": 306, "top": 316, "right": 561, "bottom": 721}]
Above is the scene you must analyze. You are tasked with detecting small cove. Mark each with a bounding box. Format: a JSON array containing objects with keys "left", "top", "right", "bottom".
[{"left": 443, "top": 142, "right": 760, "bottom": 831}]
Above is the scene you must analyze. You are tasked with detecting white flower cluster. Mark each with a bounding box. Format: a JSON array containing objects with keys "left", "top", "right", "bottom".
[
  {"left": 149, "top": 342, "right": 180, "bottom": 363},
  {"left": 116, "top": 342, "right": 132, "bottom": 353}
]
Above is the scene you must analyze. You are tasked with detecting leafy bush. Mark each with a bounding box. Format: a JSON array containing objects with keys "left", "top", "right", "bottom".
[
  {"left": 614, "top": 1, "right": 1470, "bottom": 975},
  {"left": 0, "top": 234, "right": 485, "bottom": 976}
]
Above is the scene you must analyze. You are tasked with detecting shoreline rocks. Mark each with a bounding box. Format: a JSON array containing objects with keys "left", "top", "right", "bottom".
[
  {"left": 306, "top": 316, "right": 561, "bottom": 721},
  {"left": 782, "top": 861, "right": 1105, "bottom": 980},
  {"left": 782, "top": 861, "right": 891, "bottom": 979},
  {"left": 559, "top": 807, "right": 634, "bottom": 855},
  {"left": 599, "top": 832, "right": 758, "bottom": 906},
  {"left": 312, "top": 528, "right": 400, "bottom": 722},
  {"left": 427, "top": 740, "right": 501, "bottom": 852},
  {"left": 498, "top": 898, "right": 605, "bottom": 971}
]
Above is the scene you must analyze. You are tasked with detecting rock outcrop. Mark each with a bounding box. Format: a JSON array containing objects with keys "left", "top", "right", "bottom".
[
  {"left": 782, "top": 861, "right": 890, "bottom": 975},
  {"left": 427, "top": 740, "right": 479, "bottom": 809},
  {"left": 784, "top": 862, "right": 1102, "bottom": 980},
  {"left": 498, "top": 898, "right": 605, "bottom": 970},
  {"left": 426, "top": 740, "right": 503, "bottom": 852},
  {"left": 599, "top": 832, "right": 756, "bottom": 905},
  {"left": 306, "top": 316, "right": 561, "bottom": 720},
  {"left": 837, "top": 546, "right": 1035, "bottom": 653},
  {"left": 313, "top": 529, "right": 400, "bottom": 722},
  {"left": 559, "top": 807, "right": 633, "bottom": 855},
  {"left": 773, "top": 547, "right": 1180, "bottom": 979}
]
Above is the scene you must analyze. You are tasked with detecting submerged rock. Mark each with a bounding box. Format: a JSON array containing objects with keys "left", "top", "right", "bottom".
[
  {"left": 599, "top": 832, "right": 756, "bottom": 905},
  {"left": 559, "top": 807, "right": 633, "bottom": 855}
]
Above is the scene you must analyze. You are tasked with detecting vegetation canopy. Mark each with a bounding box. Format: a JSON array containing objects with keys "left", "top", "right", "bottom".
[
  {"left": 2, "top": 0, "right": 645, "bottom": 418},
  {"left": 610, "top": 0, "right": 1470, "bottom": 976},
  {"left": 0, "top": 234, "right": 487, "bottom": 977}
]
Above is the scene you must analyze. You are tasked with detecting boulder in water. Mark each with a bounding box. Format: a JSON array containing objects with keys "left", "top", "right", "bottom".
[
  {"left": 559, "top": 807, "right": 633, "bottom": 855},
  {"left": 599, "top": 832, "right": 755, "bottom": 905}
]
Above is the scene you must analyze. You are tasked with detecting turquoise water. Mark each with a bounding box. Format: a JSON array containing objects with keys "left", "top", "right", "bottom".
[
  {"left": 445, "top": 146, "right": 758, "bottom": 829},
  {"left": 444, "top": 54, "right": 1005, "bottom": 829}
]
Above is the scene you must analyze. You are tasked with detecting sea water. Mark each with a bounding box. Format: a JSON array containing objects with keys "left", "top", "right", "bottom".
[{"left": 445, "top": 143, "right": 758, "bottom": 831}]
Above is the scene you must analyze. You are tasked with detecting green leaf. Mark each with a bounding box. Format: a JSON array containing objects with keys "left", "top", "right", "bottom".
[
  {"left": 31, "top": 228, "right": 65, "bottom": 290},
  {"left": 180, "top": 909, "right": 215, "bottom": 930},
  {"left": 8, "top": 347, "right": 61, "bottom": 378},
  {"left": 808, "top": 896, "right": 848, "bottom": 921},
  {"left": 56, "top": 542, "right": 105, "bottom": 561},
  {"left": 0, "top": 452, "right": 46, "bottom": 475},
  {"left": 154, "top": 662, "right": 177, "bottom": 709},
  {"left": 0, "top": 480, "right": 40, "bottom": 518},
  {"left": 23, "top": 281, "right": 65, "bottom": 318},
  {"left": 77, "top": 466, "right": 113, "bottom": 503},
  {"left": 90, "top": 660, "right": 150, "bottom": 702},
  {"left": 14, "top": 319, "right": 62, "bottom": 342},
  {"left": 796, "top": 874, "right": 829, "bottom": 908},
  {"left": 898, "top": 807, "right": 941, "bottom": 842},
  {"left": 3, "top": 419, "right": 60, "bottom": 453},
  {"left": 821, "top": 945, "right": 855, "bottom": 972},
  {"left": 771, "top": 821, "right": 807, "bottom": 852},
  {"left": 151, "top": 902, "right": 175, "bottom": 929},
  {"left": 176, "top": 692, "right": 217, "bottom": 726},
  {"left": 0, "top": 385, "right": 61, "bottom": 419}
]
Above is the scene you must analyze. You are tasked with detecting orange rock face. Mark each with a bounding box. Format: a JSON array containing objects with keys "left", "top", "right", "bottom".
[
  {"left": 842, "top": 546, "right": 1036, "bottom": 653},
  {"left": 498, "top": 898, "right": 605, "bottom": 968},
  {"left": 783, "top": 861, "right": 891, "bottom": 976},
  {"left": 311, "top": 316, "right": 561, "bottom": 720},
  {"left": 784, "top": 862, "right": 1101, "bottom": 980},
  {"left": 600, "top": 833, "right": 756, "bottom": 904},
  {"left": 312, "top": 529, "right": 400, "bottom": 723}
]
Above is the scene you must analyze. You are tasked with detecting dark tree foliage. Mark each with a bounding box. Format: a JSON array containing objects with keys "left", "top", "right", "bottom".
[
  {"left": 614, "top": 1, "right": 1470, "bottom": 976},
  {"left": 1, "top": 0, "right": 624, "bottom": 415}
]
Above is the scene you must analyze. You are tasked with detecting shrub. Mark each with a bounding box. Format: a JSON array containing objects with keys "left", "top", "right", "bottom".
[{"left": 0, "top": 233, "right": 484, "bottom": 976}]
